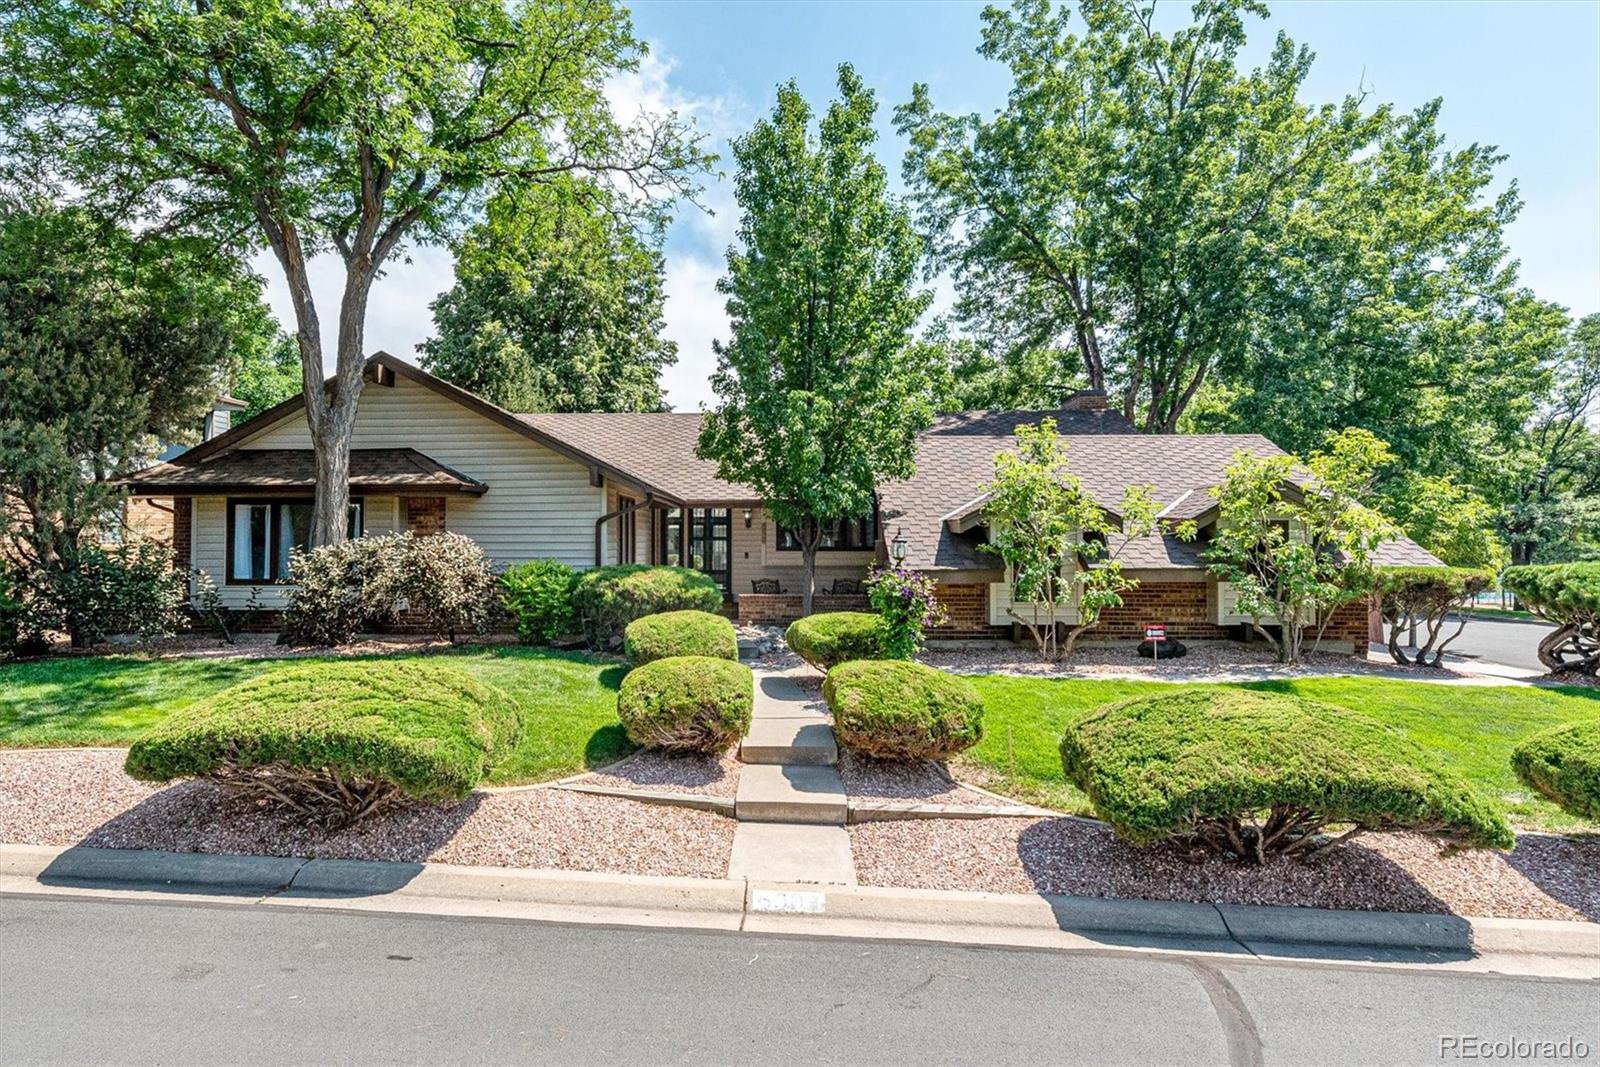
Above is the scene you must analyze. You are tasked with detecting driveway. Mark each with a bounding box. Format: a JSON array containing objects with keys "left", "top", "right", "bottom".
[
  {"left": 1440, "top": 614, "right": 1556, "bottom": 673},
  {"left": 4, "top": 894, "right": 1597, "bottom": 1066}
]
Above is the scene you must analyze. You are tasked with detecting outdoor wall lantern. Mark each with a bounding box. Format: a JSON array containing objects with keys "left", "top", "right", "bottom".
[
  {"left": 742, "top": 508, "right": 753, "bottom": 528},
  {"left": 891, "top": 527, "right": 908, "bottom": 564}
]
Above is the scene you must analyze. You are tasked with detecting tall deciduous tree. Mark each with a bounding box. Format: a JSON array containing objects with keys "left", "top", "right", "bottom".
[
  {"left": 0, "top": 200, "right": 277, "bottom": 640},
  {"left": 698, "top": 65, "right": 935, "bottom": 615},
  {"left": 3, "top": 0, "right": 706, "bottom": 546},
  {"left": 422, "top": 177, "right": 675, "bottom": 412},
  {"left": 897, "top": 0, "right": 1557, "bottom": 441}
]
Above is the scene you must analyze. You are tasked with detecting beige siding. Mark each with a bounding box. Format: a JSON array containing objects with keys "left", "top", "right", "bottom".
[
  {"left": 238, "top": 375, "right": 605, "bottom": 567},
  {"left": 601, "top": 486, "right": 651, "bottom": 565}
]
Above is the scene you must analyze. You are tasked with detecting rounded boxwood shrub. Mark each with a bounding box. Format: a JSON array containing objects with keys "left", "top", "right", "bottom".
[
  {"left": 125, "top": 660, "right": 522, "bottom": 824},
  {"left": 822, "top": 660, "right": 984, "bottom": 761},
  {"left": 785, "top": 611, "right": 882, "bottom": 670},
  {"left": 571, "top": 565, "right": 723, "bottom": 648},
  {"left": 1059, "top": 687, "right": 1514, "bottom": 862},
  {"left": 625, "top": 610, "right": 738, "bottom": 665},
  {"left": 1512, "top": 719, "right": 1600, "bottom": 820},
  {"left": 616, "top": 656, "right": 753, "bottom": 754}
]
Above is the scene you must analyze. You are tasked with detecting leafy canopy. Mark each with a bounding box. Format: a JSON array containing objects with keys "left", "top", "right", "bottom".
[
  {"left": 697, "top": 64, "right": 934, "bottom": 606},
  {"left": 422, "top": 176, "right": 676, "bottom": 412}
]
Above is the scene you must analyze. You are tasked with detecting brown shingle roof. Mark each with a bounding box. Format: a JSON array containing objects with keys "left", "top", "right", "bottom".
[
  {"left": 879, "top": 411, "right": 1292, "bottom": 570},
  {"left": 516, "top": 412, "right": 759, "bottom": 503},
  {"left": 120, "top": 448, "right": 487, "bottom": 495}
]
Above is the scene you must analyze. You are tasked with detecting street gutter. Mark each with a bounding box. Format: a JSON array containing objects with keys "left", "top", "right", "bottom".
[{"left": 4, "top": 842, "right": 1596, "bottom": 980}]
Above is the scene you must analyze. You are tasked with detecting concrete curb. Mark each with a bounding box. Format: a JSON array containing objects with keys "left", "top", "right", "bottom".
[
  {"left": 4, "top": 843, "right": 1597, "bottom": 973},
  {"left": 546, "top": 782, "right": 737, "bottom": 815},
  {"left": 846, "top": 800, "right": 1051, "bottom": 822}
]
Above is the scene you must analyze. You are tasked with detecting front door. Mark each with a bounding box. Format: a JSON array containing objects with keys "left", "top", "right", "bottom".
[{"left": 657, "top": 506, "right": 731, "bottom": 594}]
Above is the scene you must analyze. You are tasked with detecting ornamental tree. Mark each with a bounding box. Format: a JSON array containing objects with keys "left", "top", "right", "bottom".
[
  {"left": 980, "top": 419, "right": 1186, "bottom": 661},
  {"left": 1501, "top": 563, "right": 1600, "bottom": 677},
  {"left": 1373, "top": 566, "right": 1493, "bottom": 668},
  {"left": 1204, "top": 428, "right": 1397, "bottom": 663},
  {"left": 698, "top": 65, "right": 935, "bottom": 615},
  {"left": 3, "top": 0, "right": 707, "bottom": 547}
]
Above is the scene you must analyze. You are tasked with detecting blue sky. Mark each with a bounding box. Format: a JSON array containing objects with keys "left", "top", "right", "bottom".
[{"left": 272, "top": 0, "right": 1600, "bottom": 411}]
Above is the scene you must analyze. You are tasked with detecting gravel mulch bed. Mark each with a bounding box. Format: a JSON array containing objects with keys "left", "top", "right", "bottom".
[
  {"left": 837, "top": 750, "right": 1009, "bottom": 807},
  {"left": 917, "top": 643, "right": 1530, "bottom": 685},
  {"left": 0, "top": 749, "right": 732, "bottom": 879},
  {"left": 850, "top": 816, "right": 1599, "bottom": 921},
  {"left": 571, "top": 750, "right": 742, "bottom": 798}
]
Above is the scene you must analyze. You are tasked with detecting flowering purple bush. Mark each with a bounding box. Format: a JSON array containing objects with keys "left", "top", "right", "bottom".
[{"left": 864, "top": 565, "right": 948, "bottom": 659}]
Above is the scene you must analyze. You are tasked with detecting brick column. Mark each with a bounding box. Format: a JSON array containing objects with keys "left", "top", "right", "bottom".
[{"left": 172, "top": 497, "right": 192, "bottom": 569}]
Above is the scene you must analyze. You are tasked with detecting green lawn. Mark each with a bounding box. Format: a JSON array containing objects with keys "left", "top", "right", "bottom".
[
  {"left": 957, "top": 675, "right": 1600, "bottom": 833},
  {"left": 0, "top": 646, "right": 632, "bottom": 786}
]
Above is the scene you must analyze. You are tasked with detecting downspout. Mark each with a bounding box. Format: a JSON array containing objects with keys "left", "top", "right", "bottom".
[{"left": 594, "top": 493, "right": 654, "bottom": 566}]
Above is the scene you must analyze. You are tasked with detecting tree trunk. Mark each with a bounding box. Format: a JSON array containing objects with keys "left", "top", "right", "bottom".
[
  {"left": 800, "top": 517, "right": 820, "bottom": 617},
  {"left": 310, "top": 266, "right": 375, "bottom": 547}
]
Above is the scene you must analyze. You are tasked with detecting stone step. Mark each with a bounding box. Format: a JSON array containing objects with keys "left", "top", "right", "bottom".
[
  {"left": 752, "top": 675, "right": 829, "bottom": 721},
  {"left": 727, "top": 823, "right": 856, "bottom": 885},
  {"left": 734, "top": 764, "right": 848, "bottom": 825},
  {"left": 740, "top": 718, "right": 838, "bottom": 766}
]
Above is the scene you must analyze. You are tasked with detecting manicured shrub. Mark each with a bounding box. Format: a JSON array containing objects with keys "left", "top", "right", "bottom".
[
  {"left": 785, "top": 611, "right": 882, "bottom": 670},
  {"left": 625, "top": 610, "right": 738, "bottom": 665},
  {"left": 1059, "top": 687, "right": 1514, "bottom": 862},
  {"left": 500, "top": 559, "right": 577, "bottom": 644},
  {"left": 823, "top": 660, "right": 984, "bottom": 760},
  {"left": 396, "top": 533, "right": 496, "bottom": 642},
  {"left": 125, "top": 660, "right": 522, "bottom": 824},
  {"left": 1374, "top": 565, "right": 1494, "bottom": 667},
  {"left": 615, "top": 655, "right": 753, "bottom": 753},
  {"left": 1502, "top": 563, "right": 1600, "bottom": 676},
  {"left": 864, "top": 566, "right": 948, "bottom": 659},
  {"left": 279, "top": 533, "right": 405, "bottom": 646},
  {"left": 571, "top": 565, "right": 723, "bottom": 648},
  {"left": 1512, "top": 720, "right": 1600, "bottom": 820}
]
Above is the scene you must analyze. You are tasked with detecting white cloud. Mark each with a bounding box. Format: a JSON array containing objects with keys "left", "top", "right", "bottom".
[{"left": 660, "top": 255, "right": 729, "bottom": 411}]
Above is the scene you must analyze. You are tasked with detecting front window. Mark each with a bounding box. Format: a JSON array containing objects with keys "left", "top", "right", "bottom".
[
  {"left": 777, "top": 513, "right": 878, "bottom": 551},
  {"left": 228, "top": 498, "right": 362, "bottom": 583}
]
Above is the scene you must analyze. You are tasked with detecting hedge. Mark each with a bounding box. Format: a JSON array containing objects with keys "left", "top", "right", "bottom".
[
  {"left": 822, "top": 660, "right": 984, "bottom": 760},
  {"left": 571, "top": 565, "right": 723, "bottom": 648},
  {"left": 500, "top": 559, "right": 577, "bottom": 645},
  {"left": 125, "top": 660, "right": 522, "bottom": 823},
  {"left": 624, "top": 610, "right": 738, "bottom": 665},
  {"left": 1512, "top": 719, "right": 1600, "bottom": 820},
  {"left": 616, "top": 655, "right": 753, "bottom": 754},
  {"left": 1059, "top": 687, "right": 1513, "bottom": 861},
  {"left": 785, "top": 611, "right": 882, "bottom": 670},
  {"left": 1502, "top": 563, "right": 1600, "bottom": 676}
]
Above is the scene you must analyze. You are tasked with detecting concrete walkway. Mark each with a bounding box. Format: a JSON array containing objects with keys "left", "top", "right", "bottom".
[{"left": 729, "top": 670, "right": 856, "bottom": 885}]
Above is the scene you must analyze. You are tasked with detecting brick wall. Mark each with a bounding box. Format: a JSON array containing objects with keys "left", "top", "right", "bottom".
[
  {"left": 1094, "top": 581, "right": 1233, "bottom": 641},
  {"left": 172, "top": 497, "right": 192, "bottom": 570},
  {"left": 404, "top": 496, "right": 447, "bottom": 536},
  {"left": 928, "top": 583, "right": 1008, "bottom": 638},
  {"left": 737, "top": 593, "right": 870, "bottom": 626}
]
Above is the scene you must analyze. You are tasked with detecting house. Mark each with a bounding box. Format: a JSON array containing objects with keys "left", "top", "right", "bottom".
[
  {"left": 120, "top": 352, "right": 1438, "bottom": 651},
  {"left": 121, "top": 394, "right": 250, "bottom": 548}
]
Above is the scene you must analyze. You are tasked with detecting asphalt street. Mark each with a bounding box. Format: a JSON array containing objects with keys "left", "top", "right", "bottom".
[{"left": 2, "top": 895, "right": 1595, "bottom": 1066}]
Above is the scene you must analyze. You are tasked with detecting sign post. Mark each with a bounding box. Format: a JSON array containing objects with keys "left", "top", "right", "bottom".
[{"left": 1145, "top": 623, "right": 1167, "bottom": 662}]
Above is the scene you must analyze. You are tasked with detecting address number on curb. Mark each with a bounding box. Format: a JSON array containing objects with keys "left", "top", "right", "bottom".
[{"left": 751, "top": 889, "right": 826, "bottom": 914}]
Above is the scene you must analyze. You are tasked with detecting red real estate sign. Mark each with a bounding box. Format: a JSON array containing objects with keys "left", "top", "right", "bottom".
[{"left": 1145, "top": 624, "right": 1167, "bottom": 642}]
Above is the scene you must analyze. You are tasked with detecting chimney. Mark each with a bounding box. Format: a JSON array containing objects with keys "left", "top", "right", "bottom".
[{"left": 1060, "top": 388, "right": 1108, "bottom": 411}]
